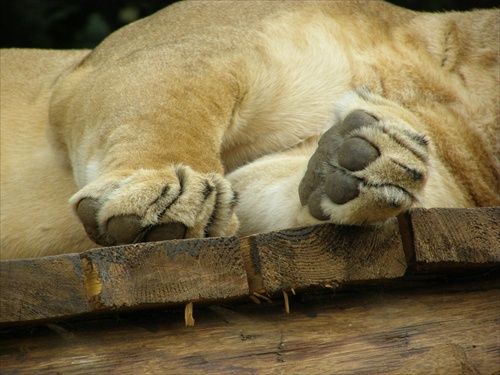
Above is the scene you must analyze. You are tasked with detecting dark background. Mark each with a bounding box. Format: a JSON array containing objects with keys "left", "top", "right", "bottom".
[{"left": 1, "top": 0, "right": 497, "bottom": 49}]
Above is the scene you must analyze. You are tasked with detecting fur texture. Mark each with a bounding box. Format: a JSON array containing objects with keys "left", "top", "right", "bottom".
[{"left": 1, "top": 1, "right": 498, "bottom": 259}]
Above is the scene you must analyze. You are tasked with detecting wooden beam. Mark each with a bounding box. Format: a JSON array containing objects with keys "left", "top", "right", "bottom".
[
  {"left": 241, "top": 218, "right": 405, "bottom": 295},
  {"left": 400, "top": 207, "right": 500, "bottom": 269},
  {"left": 0, "top": 208, "right": 498, "bottom": 326},
  {"left": 81, "top": 236, "right": 248, "bottom": 310},
  {"left": 0, "top": 255, "right": 89, "bottom": 322},
  {"left": 1, "top": 237, "right": 248, "bottom": 326}
]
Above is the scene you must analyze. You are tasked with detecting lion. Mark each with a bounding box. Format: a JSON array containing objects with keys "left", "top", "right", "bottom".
[{"left": 1, "top": 0, "right": 498, "bottom": 260}]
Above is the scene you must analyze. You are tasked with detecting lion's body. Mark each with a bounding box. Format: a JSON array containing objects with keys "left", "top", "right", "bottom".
[
  {"left": 1, "top": 50, "right": 96, "bottom": 257},
  {"left": 1, "top": 1, "right": 498, "bottom": 259}
]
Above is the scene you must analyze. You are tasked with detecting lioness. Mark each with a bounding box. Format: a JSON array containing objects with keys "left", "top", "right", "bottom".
[{"left": 1, "top": 1, "right": 499, "bottom": 260}]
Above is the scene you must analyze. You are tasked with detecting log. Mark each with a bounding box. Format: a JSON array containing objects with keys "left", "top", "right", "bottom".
[
  {"left": 1, "top": 237, "right": 248, "bottom": 325},
  {"left": 0, "top": 218, "right": 404, "bottom": 326},
  {"left": 81, "top": 236, "right": 248, "bottom": 310}
]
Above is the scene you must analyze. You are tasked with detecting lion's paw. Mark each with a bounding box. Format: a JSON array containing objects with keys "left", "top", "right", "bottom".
[
  {"left": 299, "top": 109, "right": 429, "bottom": 225},
  {"left": 71, "top": 165, "right": 239, "bottom": 246}
]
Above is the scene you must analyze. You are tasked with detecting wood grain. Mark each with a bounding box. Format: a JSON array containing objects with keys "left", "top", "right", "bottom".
[
  {"left": 1, "top": 208, "right": 498, "bottom": 326},
  {"left": 82, "top": 236, "right": 248, "bottom": 310},
  {"left": 0, "top": 237, "right": 248, "bottom": 325},
  {"left": 241, "top": 218, "right": 406, "bottom": 295},
  {"left": 1, "top": 276, "right": 497, "bottom": 374},
  {"left": 0, "top": 255, "right": 89, "bottom": 322},
  {"left": 401, "top": 207, "right": 500, "bottom": 268}
]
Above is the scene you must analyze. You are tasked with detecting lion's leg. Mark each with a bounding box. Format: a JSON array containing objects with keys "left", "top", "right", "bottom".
[
  {"left": 50, "top": 56, "right": 241, "bottom": 247},
  {"left": 299, "top": 88, "right": 489, "bottom": 226},
  {"left": 229, "top": 88, "right": 477, "bottom": 235},
  {"left": 298, "top": 89, "right": 431, "bottom": 226},
  {"left": 227, "top": 149, "right": 320, "bottom": 237}
]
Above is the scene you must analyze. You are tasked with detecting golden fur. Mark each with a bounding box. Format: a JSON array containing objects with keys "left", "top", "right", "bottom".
[{"left": 1, "top": 1, "right": 498, "bottom": 259}]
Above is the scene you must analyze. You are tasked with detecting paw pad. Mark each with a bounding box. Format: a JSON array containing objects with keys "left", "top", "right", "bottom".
[
  {"left": 77, "top": 198, "right": 103, "bottom": 244},
  {"left": 299, "top": 110, "right": 381, "bottom": 220},
  {"left": 338, "top": 137, "right": 379, "bottom": 172},
  {"left": 299, "top": 106, "right": 428, "bottom": 224},
  {"left": 73, "top": 166, "right": 237, "bottom": 247},
  {"left": 337, "top": 110, "right": 378, "bottom": 136},
  {"left": 145, "top": 222, "right": 187, "bottom": 242},
  {"left": 324, "top": 169, "right": 360, "bottom": 205}
]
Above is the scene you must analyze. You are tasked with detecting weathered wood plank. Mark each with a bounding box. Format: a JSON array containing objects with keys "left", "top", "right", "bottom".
[
  {"left": 400, "top": 207, "right": 500, "bottom": 269},
  {"left": 241, "top": 218, "right": 406, "bottom": 295},
  {"left": 82, "top": 236, "right": 248, "bottom": 310},
  {"left": 1, "top": 276, "right": 497, "bottom": 374},
  {"left": 0, "top": 255, "right": 89, "bottom": 322},
  {"left": 1, "top": 208, "right": 498, "bottom": 326},
  {"left": 0, "top": 237, "right": 248, "bottom": 325},
  {"left": 1, "top": 221, "right": 405, "bottom": 326}
]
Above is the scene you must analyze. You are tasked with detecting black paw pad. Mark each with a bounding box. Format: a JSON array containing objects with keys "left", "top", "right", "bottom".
[
  {"left": 338, "top": 137, "right": 380, "bottom": 171},
  {"left": 307, "top": 188, "right": 330, "bottom": 221},
  {"left": 107, "top": 216, "right": 188, "bottom": 245},
  {"left": 299, "top": 110, "right": 383, "bottom": 219},
  {"left": 77, "top": 198, "right": 101, "bottom": 244},
  {"left": 145, "top": 223, "right": 187, "bottom": 242},
  {"left": 337, "top": 110, "right": 377, "bottom": 136},
  {"left": 324, "top": 169, "right": 360, "bottom": 204},
  {"left": 107, "top": 214, "right": 143, "bottom": 244}
]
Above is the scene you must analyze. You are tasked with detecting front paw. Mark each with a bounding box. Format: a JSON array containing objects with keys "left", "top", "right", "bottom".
[
  {"left": 299, "top": 109, "right": 429, "bottom": 225},
  {"left": 71, "top": 165, "right": 239, "bottom": 246}
]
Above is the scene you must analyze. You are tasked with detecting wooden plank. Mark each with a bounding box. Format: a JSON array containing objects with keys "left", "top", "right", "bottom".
[
  {"left": 1, "top": 208, "right": 498, "bottom": 326},
  {"left": 1, "top": 276, "right": 497, "bottom": 374},
  {"left": 400, "top": 207, "right": 500, "bottom": 269},
  {"left": 82, "top": 236, "right": 248, "bottom": 309},
  {"left": 0, "top": 221, "right": 404, "bottom": 326},
  {"left": 241, "top": 218, "right": 406, "bottom": 295},
  {"left": 0, "top": 237, "right": 248, "bottom": 325},
  {"left": 0, "top": 255, "right": 89, "bottom": 322}
]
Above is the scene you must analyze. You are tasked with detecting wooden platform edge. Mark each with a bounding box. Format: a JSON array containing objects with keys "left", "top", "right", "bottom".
[
  {"left": 400, "top": 207, "right": 500, "bottom": 269},
  {"left": 1, "top": 207, "right": 498, "bottom": 326}
]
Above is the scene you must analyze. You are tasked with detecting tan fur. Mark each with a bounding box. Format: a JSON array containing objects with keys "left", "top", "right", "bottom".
[{"left": 1, "top": 1, "right": 498, "bottom": 259}]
